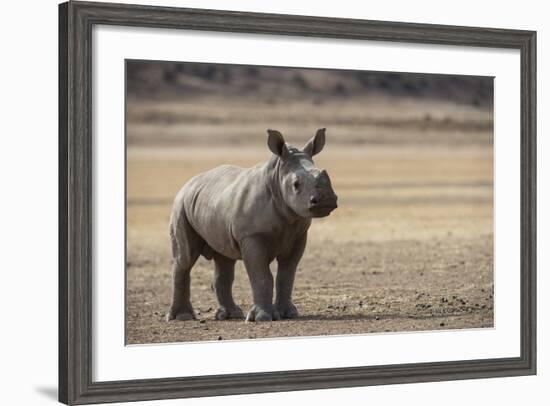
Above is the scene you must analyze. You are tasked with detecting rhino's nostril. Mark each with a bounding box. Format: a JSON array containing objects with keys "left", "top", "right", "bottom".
[{"left": 310, "top": 196, "right": 318, "bottom": 206}]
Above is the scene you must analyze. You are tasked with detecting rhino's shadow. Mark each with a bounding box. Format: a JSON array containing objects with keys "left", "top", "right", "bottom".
[
  {"left": 297, "top": 313, "right": 464, "bottom": 322},
  {"left": 296, "top": 314, "right": 371, "bottom": 321}
]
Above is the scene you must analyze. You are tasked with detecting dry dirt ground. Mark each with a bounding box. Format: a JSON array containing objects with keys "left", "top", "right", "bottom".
[{"left": 126, "top": 97, "right": 493, "bottom": 344}]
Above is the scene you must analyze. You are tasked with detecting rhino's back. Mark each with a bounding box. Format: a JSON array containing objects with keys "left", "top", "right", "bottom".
[{"left": 183, "top": 164, "right": 245, "bottom": 201}]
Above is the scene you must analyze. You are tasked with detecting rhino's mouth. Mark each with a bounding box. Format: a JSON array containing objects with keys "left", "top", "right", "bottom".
[{"left": 309, "top": 204, "right": 337, "bottom": 218}]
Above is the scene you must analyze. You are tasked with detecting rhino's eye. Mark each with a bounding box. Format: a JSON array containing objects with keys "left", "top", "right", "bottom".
[{"left": 292, "top": 180, "right": 300, "bottom": 191}]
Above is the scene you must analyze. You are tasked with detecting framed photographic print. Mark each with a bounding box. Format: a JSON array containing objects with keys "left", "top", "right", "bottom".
[{"left": 59, "top": 1, "right": 536, "bottom": 404}]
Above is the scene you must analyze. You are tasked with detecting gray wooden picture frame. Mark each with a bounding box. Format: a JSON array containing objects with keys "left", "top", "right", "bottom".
[{"left": 59, "top": 1, "right": 537, "bottom": 404}]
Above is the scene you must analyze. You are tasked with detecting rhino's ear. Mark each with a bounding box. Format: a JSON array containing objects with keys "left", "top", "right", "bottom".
[
  {"left": 303, "top": 128, "right": 326, "bottom": 157},
  {"left": 267, "top": 129, "right": 288, "bottom": 158}
]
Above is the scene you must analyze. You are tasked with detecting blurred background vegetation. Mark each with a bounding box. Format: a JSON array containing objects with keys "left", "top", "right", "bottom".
[{"left": 127, "top": 61, "right": 493, "bottom": 107}]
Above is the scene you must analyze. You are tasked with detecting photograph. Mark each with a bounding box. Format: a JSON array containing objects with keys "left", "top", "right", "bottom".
[{"left": 125, "top": 60, "right": 495, "bottom": 345}]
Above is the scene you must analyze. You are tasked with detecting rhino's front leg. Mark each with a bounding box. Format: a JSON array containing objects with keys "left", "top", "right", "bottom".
[
  {"left": 276, "top": 233, "right": 307, "bottom": 319},
  {"left": 241, "top": 236, "right": 281, "bottom": 322},
  {"left": 213, "top": 254, "right": 244, "bottom": 320}
]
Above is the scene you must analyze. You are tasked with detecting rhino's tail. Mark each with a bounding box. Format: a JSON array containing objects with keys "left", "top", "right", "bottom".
[
  {"left": 169, "top": 205, "right": 204, "bottom": 268},
  {"left": 169, "top": 202, "right": 214, "bottom": 266}
]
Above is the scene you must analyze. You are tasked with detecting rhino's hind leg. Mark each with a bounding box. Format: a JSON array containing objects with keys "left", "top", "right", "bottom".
[
  {"left": 166, "top": 262, "right": 196, "bottom": 321},
  {"left": 213, "top": 254, "right": 244, "bottom": 320},
  {"left": 166, "top": 209, "right": 202, "bottom": 322}
]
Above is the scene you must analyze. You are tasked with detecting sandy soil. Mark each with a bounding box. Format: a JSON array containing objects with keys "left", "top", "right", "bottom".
[{"left": 126, "top": 121, "right": 494, "bottom": 343}]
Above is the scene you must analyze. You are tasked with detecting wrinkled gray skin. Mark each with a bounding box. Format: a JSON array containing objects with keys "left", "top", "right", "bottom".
[{"left": 166, "top": 129, "right": 338, "bottom": 322}]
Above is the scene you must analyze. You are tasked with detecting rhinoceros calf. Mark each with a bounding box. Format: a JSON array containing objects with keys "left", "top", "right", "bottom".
[{"left": 166, "top": 128, "right": 338, "bottom": 322}]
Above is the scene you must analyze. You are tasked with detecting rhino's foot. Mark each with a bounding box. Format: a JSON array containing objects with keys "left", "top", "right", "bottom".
[
  {"left": 166, "top": 305, "right": 196, "bottom": 321},
  {"left": 276, "top": 302, "right": 299, "bottom": 319},
  {"left": 246, "top": 304, "right": 281, "bottom": 322},
  {"left": 215, "top": 305, "right": 245, "bottom": 320}
]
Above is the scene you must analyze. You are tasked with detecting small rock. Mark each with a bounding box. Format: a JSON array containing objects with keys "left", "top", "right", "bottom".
[
  {"left": 217, "top": 336, "right": 223, "bottom": 341},
  {"left": 199, "top": 319, "right": 206, "bottom": 324},
  {"left": 375, "top": 316, "right": 380, "bottom": 321},
  {"left": 440, "top": 322, "right": 445, "bottom": 327}
]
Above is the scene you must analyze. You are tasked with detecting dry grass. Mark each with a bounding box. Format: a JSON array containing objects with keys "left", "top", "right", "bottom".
[{"left": 126, "top": 96, "right": 493, "bottom": 147}]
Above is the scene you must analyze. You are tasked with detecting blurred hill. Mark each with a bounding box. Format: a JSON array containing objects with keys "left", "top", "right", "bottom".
[
  {"left": 126, "top": 61, "right": 494, "bottom": 147},
  {"left": 127, "top": 61, "right": 493, "bottom": 108}
]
